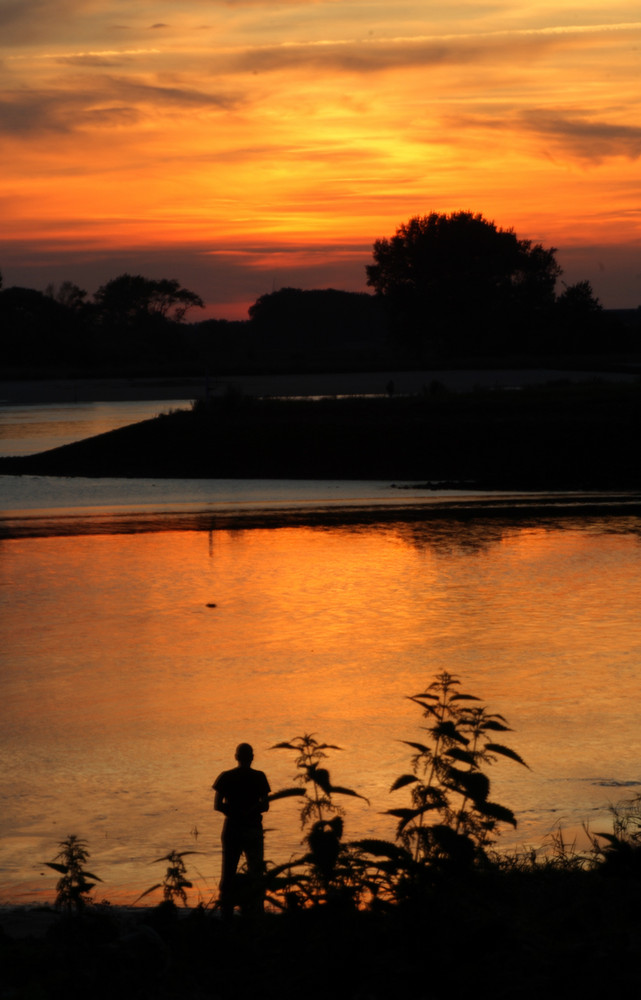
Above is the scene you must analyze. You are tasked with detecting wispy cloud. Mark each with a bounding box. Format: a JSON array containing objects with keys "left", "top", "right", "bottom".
[
  {"left": 101, "top": 75, "right": 238, "bottom": 110},
  {"left": 1, "top": 0, "right": 640, "bottom": 312},
  {"left": 55, "top": 54, "right": 126, "bottom": 67},
  {"left": 0, "top": 74, "right": 239, "bottom": 137},
  {"left": 225, "top": 21, "right": 641, "bottom": 75},
  {"left": 444, "top": 108, "right": 641, "bottom": 164},
  {"left": 0, "top": 90, "right": 141, "bottom": 135},
  {"left": 521, "top": 110, "right": 641, "bottom": 163}
]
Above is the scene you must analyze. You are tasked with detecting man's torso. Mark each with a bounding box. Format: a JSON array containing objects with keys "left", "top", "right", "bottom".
[{"left": 214, "top": 767, "right": 270, "bottom": 827}]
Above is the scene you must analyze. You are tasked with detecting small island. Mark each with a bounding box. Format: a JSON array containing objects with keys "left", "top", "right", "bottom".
[{"left": 2, "top": 382, "right": 640, "bottom": 493}]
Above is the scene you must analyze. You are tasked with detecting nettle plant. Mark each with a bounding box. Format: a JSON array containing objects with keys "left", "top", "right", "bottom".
[
  {"left": 387, "top": 672, "right": 528, "bottom": 871},
  {"left": 267, "top": 734, "right": 369, "bottom": 908},
  {"left": 44, "top": 835, "right": 102, "bottom": 912},
  {"left": 136, "top": 849, "right": 201, "bottom": 907}
]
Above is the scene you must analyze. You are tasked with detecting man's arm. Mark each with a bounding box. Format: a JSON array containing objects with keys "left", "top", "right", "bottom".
[
  {"left": 213, "top": 789, "right": 228, "bottom": 815},
  {"left": 259, "top": 773, "right": 270, "bottom": 813},
  {"left": 212, "top": 775, "right": 229, "bottom": 815}
]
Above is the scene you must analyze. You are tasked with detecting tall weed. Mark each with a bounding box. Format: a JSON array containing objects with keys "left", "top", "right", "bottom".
[
  {"left": 43, "top": 834, "right": 102, "bottom": 911},
  {"left": 267, "top": 734, "right": 368, "bottom": 908}
]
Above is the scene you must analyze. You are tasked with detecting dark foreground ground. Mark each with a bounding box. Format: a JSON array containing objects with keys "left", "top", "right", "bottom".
[
  {"left": 2, "top": 867, "right": 641, "bottom": 1000},
  {"left": 2, "top": 381, "right": 641, "bottom": 490}
]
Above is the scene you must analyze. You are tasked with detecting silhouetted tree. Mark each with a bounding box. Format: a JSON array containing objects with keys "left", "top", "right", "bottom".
[
  {"left": 366, "top": 212, "right": 561, "bottom": 357},
  {"left": 551, "top": 280, "right": 605, "bottom": 352},
  {"left": 248, "top": 287, "right": 387, "bottom": 367},
  {"left": 88, "top": 274, "right": 205, "bottom": 371},
  {"left": 45, "top": 280, "right": 88, "bottom": 312},
  {"left": 0, "top": 285, "right": 72, "bottom": 367},
  {"left": 1, "top": 272, "right": 207, "bottom": 374},
  {"left": 93, "top": 274, "right": 204, "bottom": 330}
]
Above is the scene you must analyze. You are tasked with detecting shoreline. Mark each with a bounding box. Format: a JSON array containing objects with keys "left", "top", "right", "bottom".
[
  {"left": 2, "top": 492, "right": 640, "bottom": 540},
  {"left": 2, "top": 365, "right": 639, "bottom": 406}
]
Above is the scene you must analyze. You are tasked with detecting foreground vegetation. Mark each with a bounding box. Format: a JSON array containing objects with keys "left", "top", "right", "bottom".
[
  {"left": 2, "top": 673, "right": 641, "bottom": 998},
  {"left": 3, "top": 865, "right": 640, "bottom": 999},
  {"left": 2, "top": 380, "right": 641, "bottom": 489}
]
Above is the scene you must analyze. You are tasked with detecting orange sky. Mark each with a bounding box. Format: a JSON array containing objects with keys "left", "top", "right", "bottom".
[{"left": 1, "top": 1, "right": 640, "bottom": 317}]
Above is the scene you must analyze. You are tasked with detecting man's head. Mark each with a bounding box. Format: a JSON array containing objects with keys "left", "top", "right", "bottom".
[{"left": 235, "top": 742, "right": 254, "bottom": 766}]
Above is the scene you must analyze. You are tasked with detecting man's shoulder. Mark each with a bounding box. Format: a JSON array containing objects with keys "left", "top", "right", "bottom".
[
  {"left": 213, "top": 768, "right": 235, "bottom": 788},
  {"left": 214, "top": 766, "right": 270, "bottom": 791}
]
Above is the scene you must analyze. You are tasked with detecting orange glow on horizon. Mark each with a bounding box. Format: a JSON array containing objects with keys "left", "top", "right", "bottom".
[{"left": 1, "top": 4, "right": 640, "bottom": 314}]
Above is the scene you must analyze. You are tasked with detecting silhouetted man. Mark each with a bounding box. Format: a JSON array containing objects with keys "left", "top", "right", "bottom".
[{"left": 213, "top": 743, "right": 270, "bottom": 919}]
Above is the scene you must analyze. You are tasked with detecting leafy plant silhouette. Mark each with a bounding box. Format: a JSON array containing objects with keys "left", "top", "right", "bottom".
[
  {"left": 586, "top": 792, "right": 641, "bottom": 876},
  {"left": 387, "top": 671, "right": 528, "bottom": 871},
  {"left": 136, "top": 849, "right": 200, "bottom": 906},
  {"left": 267, "top": 734, "right": 369, "bottom": 907},
  {"left": 43, "top": 835, "right": 102, "bottom": 911}
]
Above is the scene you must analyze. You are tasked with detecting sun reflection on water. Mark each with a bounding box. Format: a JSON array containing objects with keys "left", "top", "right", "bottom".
[{"left": 1, "top": 518, "right": 640, "bottom": 904}]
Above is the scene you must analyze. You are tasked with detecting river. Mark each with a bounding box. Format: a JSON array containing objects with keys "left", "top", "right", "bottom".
[{"left": 1, "top": 391, "right": 640, "bottom": 907}]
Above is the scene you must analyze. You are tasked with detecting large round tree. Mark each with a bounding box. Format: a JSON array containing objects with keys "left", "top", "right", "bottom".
[{"left": 365, "top": 212, "right": 562, "bottom": 356}]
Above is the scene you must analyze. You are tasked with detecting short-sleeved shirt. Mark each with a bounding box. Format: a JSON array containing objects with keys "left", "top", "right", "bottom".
[{"left": 214, "top": 767, "right": 271, "bottom": 828}]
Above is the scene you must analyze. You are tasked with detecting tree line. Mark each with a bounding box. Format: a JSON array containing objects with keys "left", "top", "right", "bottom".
[{"left": 2, "top": 212, "right": 639, "bottom": 377}]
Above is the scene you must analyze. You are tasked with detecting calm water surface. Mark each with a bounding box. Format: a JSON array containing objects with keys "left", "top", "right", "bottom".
[
  {"left": 1, "top": 399, "right": 641, "bottom": 906},
  {"left": 2, "top": 515, "right": 641, "bottom": 905},
  {"left": 0, "top": 399, "right": 190, "bottom": 456}
]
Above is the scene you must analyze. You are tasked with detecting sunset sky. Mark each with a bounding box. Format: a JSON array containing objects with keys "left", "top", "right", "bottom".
[{"left": 1, "top": 1, "right": 640, "bottom": 318}]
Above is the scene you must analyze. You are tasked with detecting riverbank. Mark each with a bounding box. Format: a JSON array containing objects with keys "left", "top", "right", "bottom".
[
  {"left": 2, "top": 382, "right": 640, "bottom": 490},
  {"left": 2, "top": 865, "right": 641, "bottom": 999},
  {"left": 2, "top": 365, "right": 639, "bottom": 405}
]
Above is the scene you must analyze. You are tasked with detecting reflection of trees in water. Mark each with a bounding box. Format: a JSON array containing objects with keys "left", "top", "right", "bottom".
[
  {"left": 590, "top": 517, "right": 641, "bottom": 544},
  {"left": 394, "top": 518, "right": 513, "bottom": 554},
  {"left": 199, "top": 512, "right": 641, "bottom": 554},
  {"left": 393, "top": 514, "right": 641, "bottom": 554}
]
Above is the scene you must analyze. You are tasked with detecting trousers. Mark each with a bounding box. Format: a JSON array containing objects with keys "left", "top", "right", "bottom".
[{"left": 219, "top": 823, "right": 264, "bottom": 917}]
